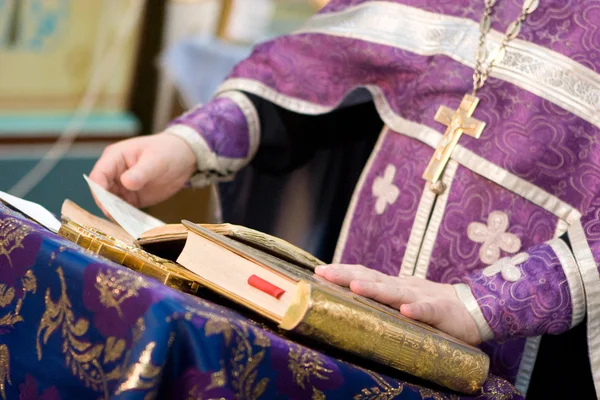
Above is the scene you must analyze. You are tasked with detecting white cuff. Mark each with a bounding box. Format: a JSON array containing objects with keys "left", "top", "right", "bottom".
[
  {"left": 548, "top": 237, "right": 586, "bottom": 328},
  {"left": 453, "top": 283, "right": 494, "bottom": 342},
  {"left": 164, "top": 91, "right": 261, "bottom": 188}
]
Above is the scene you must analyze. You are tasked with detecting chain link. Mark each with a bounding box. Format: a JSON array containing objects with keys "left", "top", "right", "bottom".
[{"left": 471, "top": 0, "right": 539, "bottom": 95}]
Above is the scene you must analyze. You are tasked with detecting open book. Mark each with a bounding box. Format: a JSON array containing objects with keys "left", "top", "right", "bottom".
[{"left": 3, "top": 179, "right": 490, "bottom": 394}]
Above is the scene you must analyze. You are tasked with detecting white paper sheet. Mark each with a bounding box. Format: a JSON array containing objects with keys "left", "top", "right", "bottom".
[
  {"left": 0, "top": 190, "right": 62, "bottom": 232},
  {"left": 84, "top": 175, "right": 165, "bottom": 239}
]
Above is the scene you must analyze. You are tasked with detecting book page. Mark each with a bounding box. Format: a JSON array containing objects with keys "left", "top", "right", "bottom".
[
  {"left": 0, "top": 190, "right": 61, "bottom": 232},
  {"left": 84, "top": 175, "right": 165, "bottom": 239}
]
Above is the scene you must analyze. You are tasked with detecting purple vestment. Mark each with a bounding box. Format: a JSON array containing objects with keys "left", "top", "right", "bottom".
[{"left": 166, "top": 0, "right": 600, "bottom": 396}]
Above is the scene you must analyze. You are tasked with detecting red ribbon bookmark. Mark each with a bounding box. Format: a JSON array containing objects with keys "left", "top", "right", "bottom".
[{"left": 248, "top": 275, "right": 285, "bottom": 299}]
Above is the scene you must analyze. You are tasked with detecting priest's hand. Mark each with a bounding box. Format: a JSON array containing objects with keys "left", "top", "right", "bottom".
[
  {"left": 315, "top": 264, "right": 482, "bottom": 345},
  {"left": 89, "top": 132, "right": 197, "bottom": 210}
]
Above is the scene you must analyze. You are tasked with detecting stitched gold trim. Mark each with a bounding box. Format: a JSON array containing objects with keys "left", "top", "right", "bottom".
[
  {"left": 296, "top": 1, "right": 600, "bottom": 128},
  {"left": 568, "top": 219, "right": 600, "bottom": 398},
  {"left": 453, "top": 283, "right": 494, "bottom": 342},
  {"left": 413, "top": 160, "right": 458, "bottom": 279}
]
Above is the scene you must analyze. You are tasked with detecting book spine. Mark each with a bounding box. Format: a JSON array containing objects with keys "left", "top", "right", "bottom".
[
  {"left": 293, "top": 286, "right": 489, "bottom": 394},
  {"left": 58, "top": 222, "right": 201, "bottom": 295}
]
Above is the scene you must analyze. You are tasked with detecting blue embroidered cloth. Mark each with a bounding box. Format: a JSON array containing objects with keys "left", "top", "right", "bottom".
[{"left": 0, "top": 204, "right": 522, "bottom": 399}]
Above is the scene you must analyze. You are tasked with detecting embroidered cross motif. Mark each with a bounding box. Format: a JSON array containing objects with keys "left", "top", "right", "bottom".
[
  {"left": 422, "top": 94, "right": 486, "bottom": 185},
  {"left": 482, "top": 253, "right": 529, "bottom": 282},
  {"left": 467, "top": 211, "right": 521, "bottom": 264},
  {"left": 372, "top": 164, "right": 400, "bottom": 215}
]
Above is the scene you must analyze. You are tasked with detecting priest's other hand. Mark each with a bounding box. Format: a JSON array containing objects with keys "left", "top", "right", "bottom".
[
  {"left": 314, "top": 264, "right": 482, "bottom": 345},
  {"left": 89, "top": 133, "right": 197, "bottom": 211}
]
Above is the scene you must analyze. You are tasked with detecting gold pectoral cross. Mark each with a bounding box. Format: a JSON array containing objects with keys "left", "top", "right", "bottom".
[{"left": 423, "top": 94, "right": 486, "bottom": 185}]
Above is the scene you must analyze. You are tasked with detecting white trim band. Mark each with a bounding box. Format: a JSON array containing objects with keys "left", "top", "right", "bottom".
[
  {"left": 548, "top": 238, "right": 586, "bottom": 328},
  {"left": 217, "top": 91, "right": 261, "bottom": 160},
  {"left": 399, "top": 186, "right": 436, "bottom": 277},
  {"left": 165, "top": 91, "right": 260, "bottom": 187},
  {"left": 165, "top": 124, "right": 248, "bottom": 187},
  {"left": 218, "top": 79, "right": 580, "bottom": 224},
  {"left": 413, "top": 160, "right": 458, "bottom": 279},
  {"left": 453, "top": 283, "right": 494, "bottom": 342},
  {"left": 514, "top": 336, "right": 542, "bottom": 395},
  {"left": 568, "top": 219, "right": 600, "bottom": 398},
  {"left": 296, "top": 1, "right": 600, "bottom": 128}
]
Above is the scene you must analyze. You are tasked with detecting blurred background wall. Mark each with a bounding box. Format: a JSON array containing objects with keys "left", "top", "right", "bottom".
[
  {"left": 0, "top": 0, "right": 371, "bottom": 262},
  {"left": 0, "top": 0, "right": 323, "bottom": 212}
]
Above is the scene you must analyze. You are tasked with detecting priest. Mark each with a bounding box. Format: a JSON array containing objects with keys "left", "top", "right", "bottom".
[{"left": 90, "top": 0, "right": 600, "bottom": 397}]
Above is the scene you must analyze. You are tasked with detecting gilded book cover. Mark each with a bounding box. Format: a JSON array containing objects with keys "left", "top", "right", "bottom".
[
  {"left": 137, "top": 223, "right": 325, "bottom": 271},
  {"left": 58, "top": 218, "right": 490, "bottom": 394},
  {"left": 182, "top": 221, "right": 490, "bottom": 394},
  {"left": 58, "top": 220, "right": 201, "bottom": 295}
]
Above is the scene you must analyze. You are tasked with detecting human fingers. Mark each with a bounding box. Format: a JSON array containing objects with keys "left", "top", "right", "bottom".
[
  {"left": 349, "top": 281, "right": 417, "bottom": 307},
  {"left": 314, "top": 264, "right": 388, "bottom": 286},
  {"left": 400, "top": 302, "right": 443, "bottom": 326},
  {"left": 89, "top": 144, "right": 130, "bottom": 190},
  {"left": 120, "top": 149, "right": 168, "bottom": 191}
]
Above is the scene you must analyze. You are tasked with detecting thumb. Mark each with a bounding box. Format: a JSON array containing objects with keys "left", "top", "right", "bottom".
[
  {"left": 120, "top": 151, "right": 164, "bottom": 191},
  {"left": 400, "top": 302, "right": 442, "bottom": 326}
]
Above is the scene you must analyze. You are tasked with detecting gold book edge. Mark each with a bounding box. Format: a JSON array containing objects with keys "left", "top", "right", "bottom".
[
  {"left": 286, "top": 284, "right": 490, "bottom": 394},
  {"left": 61, "top": 219, "right": 489, "bottom": 394},
  {"left": 58, "top": 219, "right": 282, "bottom": 322},
  {"left": 58, "top": 220, "right": 201, "bottom": 295},
  {"left": 206, "top": 223, "right": 326, "bottom": 270},
  {"left": 182, "top": 221, "right": 474, "bottom": 346},
  {"left": 139, "top": 222, "right": 325, "bottom": 271},
  {"left": 181, "top": 221, "right": 489, "bottom": 393}
]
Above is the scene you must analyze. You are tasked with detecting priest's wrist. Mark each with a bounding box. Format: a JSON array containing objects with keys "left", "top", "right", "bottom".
[{"left": 454, "top": 240, "right": 583, "bottom": 343}]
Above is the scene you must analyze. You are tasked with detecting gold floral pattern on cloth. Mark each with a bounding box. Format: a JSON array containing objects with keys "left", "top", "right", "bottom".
[
  {"left": 95, "top": 268, "right": 150, "bottom": 318},
  {"left": 482, "top": 253, "right": 530, "bottom": 282},
  {"left": 354, "top": 371, "right": 404, "bottom": 400},
  {"left": 0, "top": 345, "right": 9, "bottom": 400},
  {"left": 115, "top": 341, "right": 162, "bottom": 398},
  {"left": 170, "top": 305, "right": 272, "bottom": 399},
  {"left": 288, "top": 344, "right": 334, "bottom": 390},
  {"left": 0, "top": 218, "right": 34, "bottom": 268},
  {"left": 0, "top": 270, "right": 36, "bottom": 330},
  {"left": 0, "top": 286, "right": 13, "bottom": 308},
  {"left": 186, "top": 368, "right": 229, "bottom": 399},
  {"left": 467, "top": 211, "right": 521, "bottom": 264},
  {"left": 36, "top": 267, "right": 139, "bottom": 399},
  {"left": 0, "top": 218, "right": 39, "bottom": 400}
]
